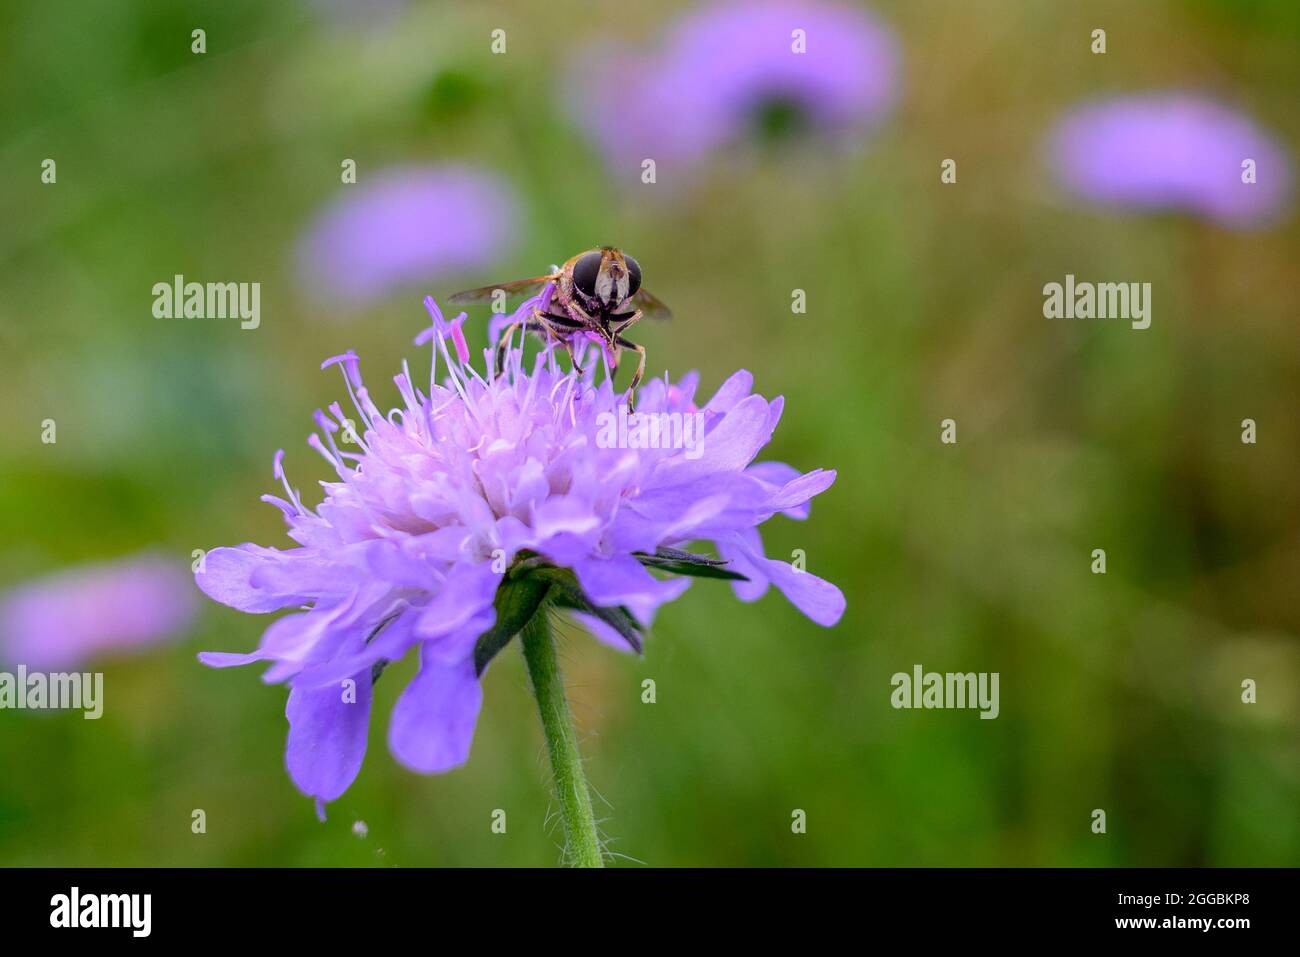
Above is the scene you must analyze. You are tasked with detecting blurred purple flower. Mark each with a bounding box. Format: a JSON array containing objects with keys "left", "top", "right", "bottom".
[
  {"left": 1047, "top": 94, "right": 1292, "bottom": 228},
  {"left": 295, "top": 165, "right": 518, "bottom": 306},
  {"left": 196, "top": 295, "right": 844, "bottom": 817},
  {"left": 0, "top": 554, "right": 197, "bottom": 671},
  {"left": 568, "top": 0, "right": 899, "bottom": 173}
]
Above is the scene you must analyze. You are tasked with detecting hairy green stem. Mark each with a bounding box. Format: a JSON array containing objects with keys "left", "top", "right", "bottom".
[{"left": 520, "top": 601, "right": 604, "bottom": 867}]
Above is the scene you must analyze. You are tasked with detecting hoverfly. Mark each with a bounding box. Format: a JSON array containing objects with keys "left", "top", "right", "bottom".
[{"left": 449, "top": 247, "right": 671, "bottom": 403}]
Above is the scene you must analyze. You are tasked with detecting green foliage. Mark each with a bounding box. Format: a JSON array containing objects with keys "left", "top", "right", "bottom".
[{"left": 1, "top": 0, "right": 1298, "bottom": 867}]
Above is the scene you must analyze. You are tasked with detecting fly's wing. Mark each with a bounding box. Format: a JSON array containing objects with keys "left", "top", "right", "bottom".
[
  {"left": 448, "top": 276, "right": 553, "bottom": 304},
  {"left": 631, "top": 287, "right": 672, "bottom": 320}
]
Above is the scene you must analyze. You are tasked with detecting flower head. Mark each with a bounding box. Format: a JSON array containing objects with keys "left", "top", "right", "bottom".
[
  {"left": 567, "top": 0, "right": 899, "bottom": 174},
  {"left": 1, "top": 553, "right": 197, "bottom": 671},
  {"left": 295, "top": 165, "right": 518, "bottom": 307},
  {"left": 196, "top": 294, "right": 844, "bottom": 817},
  {"left": 1047, "top": 94, "right": 1292, "bottom": 228}
]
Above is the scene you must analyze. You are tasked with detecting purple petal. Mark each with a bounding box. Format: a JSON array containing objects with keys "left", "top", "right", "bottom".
[
  {"left": 198, "top": 650, "right": 273, "bottom": 668},
  {"left": 723, "top": 533, "right": 845, "bottom": 626},
  {"left": 196, "top": 544, "right": 314, "bottom": 613},
  {"left": 364, "top": 539, "right": 443, "bottom": 588},
  {"left": 607, "top": 490, "right": 734, "bottom": 553},
  {"left": 746, "top": 460, "right": 813, "bottom": 518},
  {"left": 532, "top": 495, "right": 603, "bottom": 541},
  {"left": 247, "top": 552, "right": 357, "bottom": 600},
  {"left": 284, "top": 669, "right": 373, "bottom": 812},
  {"left": 569, "top": 611, "right": 637, "bottom": 655},
  {"left": 572, "top": 554, "right": 691, "bottom": 625},
  {"left": 703, "top": 369, "right": 754, "bottom": 412},
  {"left": 765, "top": 560, "right": 845, "bottom": 626},
  {"left": 717, "top": 527, "right": 771, "bottom": 602},
  {"left": 388, "top": 651, "right": 483, "bottom": 773},
  {"left": 745, "top": 460, "right": 800, "bottom": 486},
  {"left": 414, "top": 563, "right": 500, "bottom": 665},
  {"left": 531, "top": 495, "right": 605, "bottom": 565},
  {"left": 200, "top": 603, "right": 349, "bottom": 681},
  {"left": 287, "top": 610, "right": 420, "bottom": 690},
  {"left": 765, "top": 468, "right": 837, "bottom": 515},
  {"left": 647, "top": 393, "right": 776, "bottom": 487},
  {"left": 259, "top": 608, "right": 338, "bottom": 658}
]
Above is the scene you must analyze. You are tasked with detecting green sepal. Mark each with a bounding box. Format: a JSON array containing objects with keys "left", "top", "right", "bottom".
[
  {"left": 473, "top": 575, "right": 551, "bottom": 676},
  {"left": 634, "top": 546, "right": 749, "bottom": 581},
  {"left": 532, "top": 567, "right": 645, "bottom": 654}
]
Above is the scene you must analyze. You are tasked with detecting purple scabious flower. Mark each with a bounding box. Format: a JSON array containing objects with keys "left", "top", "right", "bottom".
[
  {"left": 1047, "top": 94, "right": 1292, "bottom": 228},
  {"left": 196, "top": 294, "right": 844, "bottom": 817},
  {"left": 0, "top": 553, "right": 197, "bottom": 671},
  {"left": 567, "top": 0, "right": 899, "bottom": 173},
  {"left": 295, "top": 165, "right": 518, "bottom": 307}
]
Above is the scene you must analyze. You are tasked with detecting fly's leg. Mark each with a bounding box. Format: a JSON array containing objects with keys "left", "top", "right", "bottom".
[
  {"left": 499, "top": 306, "right": 590, "bottom": 375},
  {"left": 613, "top": 335, "right": 647, "bottom": 411},
  {"left": 610, "top": 308, "right": 643, "bottom": 338},
  {"left": 494, "top": 319, "right": 522, "bottom": 377},
  {"left": 608, "top": 311, "right": 645, "bottom": 403},
  {"left": 542, "top": 306, "right": 589, "bottom": 368},
  {"left": 495, "top": 308, "right": 554, "bottom": 376}
]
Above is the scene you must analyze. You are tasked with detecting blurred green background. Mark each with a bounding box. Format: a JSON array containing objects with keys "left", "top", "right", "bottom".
[{"left": 2, "top": 0, "right": 1298, "bottom": 866}]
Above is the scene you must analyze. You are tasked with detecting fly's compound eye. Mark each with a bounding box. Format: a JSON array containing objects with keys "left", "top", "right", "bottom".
[
  {"left": 572, "top": 251, "right": 603, "bottom": 299},
  {"left": 624, "top": 255, "right": 641, "bottom": 297}
]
